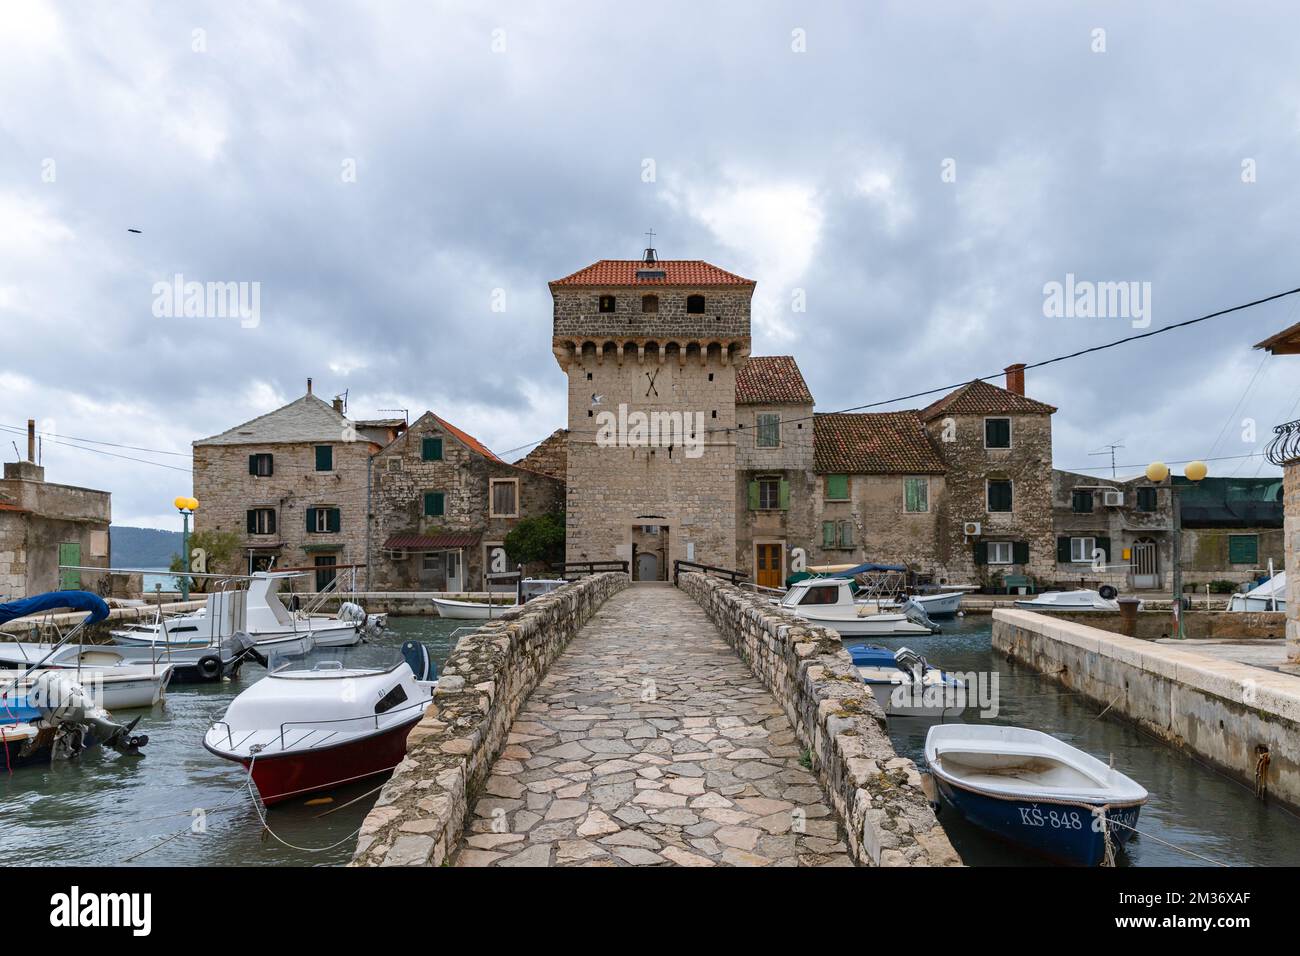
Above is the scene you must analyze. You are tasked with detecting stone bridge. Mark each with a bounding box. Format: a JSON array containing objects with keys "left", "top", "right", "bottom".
[{"left": 353, "top": 573, "right": 957, "bottom": 867}]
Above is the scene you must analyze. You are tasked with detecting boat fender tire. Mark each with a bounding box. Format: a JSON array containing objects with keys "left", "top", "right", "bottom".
[
  {"left": 1098, "top": 585, "right": 1118, "bottom": 601},
  {"left": 196, "top": 654, "right": 223, "bottom": 681}
]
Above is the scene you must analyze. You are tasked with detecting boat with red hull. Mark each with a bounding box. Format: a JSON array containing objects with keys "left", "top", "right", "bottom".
[{"left": 204, "top": 643, "right": 436, "bottom": 805}]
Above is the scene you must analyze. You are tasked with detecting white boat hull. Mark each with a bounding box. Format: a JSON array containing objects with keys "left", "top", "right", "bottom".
[
  {"left": 877, "top": 591, "right": 964, "bottom": 617},
  {"left": 0, "top": 665, "right": 172, "bottom": 710},
  {"left": 432, "top": 597, "right": 515, "bottom": 620},
  {"left": 859, "top": 666, "right": 964, "bottom": 719},
  {"left": 800, "top": 612, "right": 933, "bottom": 637}
]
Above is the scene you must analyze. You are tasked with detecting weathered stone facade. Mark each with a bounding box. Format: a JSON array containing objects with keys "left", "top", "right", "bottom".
[
  {"left": 513, "top": 428, "right": 567, "bottom": 480},
  {"left": 0, "top": 459, "right": 111, "bottom": 598},
  {"left": 353, "top": 572, "right": 629, "bottom": 866},
  {"left": 551, "top": 259, "right": 753, "bottom": 573},
  {"left": 735, "top": 398, "right": 816, "bottom": 587},
  {"left": 679, "top": 573, "right": 959, "bottom": 866},
  {"left": 372, "top": 412, "right": 564, "bottom": 589}
]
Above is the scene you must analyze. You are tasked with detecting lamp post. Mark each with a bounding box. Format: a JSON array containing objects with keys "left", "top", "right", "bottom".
[
  {"left": 173, "top": 496, "right": 199, "bottom": 601},
  {"left": 1145, "top": 460, "right": 1207, "bottom": 639}
]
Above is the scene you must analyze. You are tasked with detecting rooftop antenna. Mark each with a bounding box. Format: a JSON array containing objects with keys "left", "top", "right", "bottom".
[
  {"left": 379, "top": 408, "right": 409, "bottom": 425},
  {"left": 1089, "top": 441, "right": 1125, "bottom": 479},
  {"left": 642, "top": 228, "right": 657, "bottom": 264}
]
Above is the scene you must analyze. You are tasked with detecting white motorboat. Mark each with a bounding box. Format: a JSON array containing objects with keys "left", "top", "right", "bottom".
[
  {"left": 776, "top": 579, "right": 936, "bottom": 636},
  {"left": 111, "top": 572, "right": 380, "bottom": 648},
  {"left": 875, "top": 590, "right": 965, "bottom": 618},
  {"left": 853, "top": 646, "right": 965, "bottom": 719},
  {"left": 204, "top": 642, "right": 437, "bottom": 805},
  {"left": 924, "top": 725, "right": 1147, "bottom": 865},
  {"left": 432, "top": 578, "right": 569, "bottom": 620},
  {"left": 1013, "top": 588, "right": 1130, "bottom": 612},
  {"left": 0, "top": 633, "right": 264, "bottom": 684},
  {"left": 1227, "top": 571, "right": 1287, "bottom": 612},
  {"left": 0, "top": 663, "right": 172, "bottom": 710}
]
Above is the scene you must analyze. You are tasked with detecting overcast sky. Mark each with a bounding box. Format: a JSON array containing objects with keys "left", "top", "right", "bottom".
[{"left": 3, "top": 1, "right": 1299, "bottom": 531}]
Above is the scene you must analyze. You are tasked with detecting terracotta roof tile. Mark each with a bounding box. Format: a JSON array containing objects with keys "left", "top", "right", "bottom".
[
  {"left": 549, "top": 260, "right": 755, "bottom": 288},
  {"left": 431, "top": 414, "right": 502, "bottom": 462},
  {"left": 919, "top": 379, "right": 1056, "bottom": 421},
  {"left": 814, "top": 412, "right": 947, "bottom": 474},
  {"left": 383, "top": 532, "right": 480, "bottom": 551},
  {"left": 736, "top": 356, "right": 814, "bottom": 406}
]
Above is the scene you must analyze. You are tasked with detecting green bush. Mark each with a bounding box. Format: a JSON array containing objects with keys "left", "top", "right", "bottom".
[{"left": 504, "top": 513, "right": 565, "bottom": 571}]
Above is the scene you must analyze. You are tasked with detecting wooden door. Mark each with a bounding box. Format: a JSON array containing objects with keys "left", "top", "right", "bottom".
[
  {"left": 59, "top": 542, "right": 81, "bottom": 589},
  {"left": 755, "top": 543, "right": 783, "bottom": 589}
]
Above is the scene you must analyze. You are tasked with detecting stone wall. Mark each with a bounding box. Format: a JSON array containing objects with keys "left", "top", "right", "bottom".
[
  {"left": 993, "top": 608, "right": 1300, "bottom": 812},
  {"left": 735, "top": 400, "right": 815, "bottom": 581},
  {"left": 810, "top": 472, "right": 950, "bottom": 579},
  {"left": 676, "top": 572, "right": 959, "bottom": 866},
  {"left": 0, "top": 470, "right": 112, "bottom": 598},
  {"left": 1287, "top": 460, "right": 1299, "bottom": 665},
  {"left": 352, "top": 571, "right": 630, "bottom": 866}
]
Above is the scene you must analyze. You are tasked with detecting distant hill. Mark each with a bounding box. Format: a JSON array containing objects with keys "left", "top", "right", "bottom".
[{"left": 111, "top": 526, "right": 183, "bottom": 568}]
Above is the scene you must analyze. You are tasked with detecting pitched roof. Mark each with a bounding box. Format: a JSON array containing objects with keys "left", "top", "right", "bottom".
[
  {"left": 814, "top": 412, "right": 947, "bottom": 474},
  {"left": 736, "top": 356, "right": 814, "bottom": 406},
  {"left": 549, "top": 260, "right": 755, "bottom": 289},
  {"left": 919, "top": 378, "right": 1057, "bottom": 421},
  {"left": 1255, "top": 320, "right": 1300, "bottom": 355},
  {"left": 431, "top": 414, "right": 502, "bottom": 462},
  {"left": 195, "top": 393, "right": 363, "bottom": 446}
]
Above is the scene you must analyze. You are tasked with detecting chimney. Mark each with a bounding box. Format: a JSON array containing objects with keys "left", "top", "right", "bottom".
[
  {"left": 27, "top": 419, "right": 35, "bottom": 463},
  {"left": 332, "top": 397, "right": 345, "bottom": 414},
  {"left": 307, "top": 377, "right": 313, "bottom": 395},
  {"left": 1004, "top": 363, "right": 1026, "bottom": 396}
]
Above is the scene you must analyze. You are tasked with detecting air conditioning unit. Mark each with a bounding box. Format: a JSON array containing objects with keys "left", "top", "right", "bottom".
[
  {"left": 963, "top": 521, "right": 982, "bottom": 537},
  {"left": 1102, "top": 491, "right": 1124, "bottom": 507}
]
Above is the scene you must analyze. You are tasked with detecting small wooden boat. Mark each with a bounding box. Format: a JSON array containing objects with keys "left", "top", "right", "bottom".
[
  {"left": 924, "top": 725, "right": 1147, "bottom": 865},
  {"left": 203, "top": 642, "right": 437, "bottom": 805},
  {"left": 1014, "top": 587, "right": 1132, "bottom": 612},
  {"left": 851, "top": 646, "right": 964, "bottom": 719},
  {"left": 432, "top": 579, "right": 569, "bottom": 620}
]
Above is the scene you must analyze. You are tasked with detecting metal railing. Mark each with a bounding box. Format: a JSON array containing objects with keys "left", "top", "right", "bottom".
[
  {"left": 549, "top": 560, "right": 630, "bottom": 578},
  {"left": 1266, "top": 418, "right": 1300, "bottom": 466},
  {"left": 672, "top": 560, "right": 748, "bottom": 586}
]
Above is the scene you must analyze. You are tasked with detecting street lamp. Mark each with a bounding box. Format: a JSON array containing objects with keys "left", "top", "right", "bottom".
[
  {"left": 173, "top": 496, "right": 199, "bottom": 601},
  {"left": 1145, "top": 461, "right": 1207, "bottom": 638}
]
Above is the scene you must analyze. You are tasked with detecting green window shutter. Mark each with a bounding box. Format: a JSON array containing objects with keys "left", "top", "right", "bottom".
[
  {"left": 839, "top": 521, "right": 853, "bottom": 548},
  {"left": 1228, "top": 535, "right": 1258, "bottom": 565},
  {"left": 424, "top": 492, "right": 445, "bottom": 517},
  {"left": 247, "top": 510, "right": 257, "bottom": 534},
  {"left": 1095, "top": 537, "right": 1111, "bottom": 564},
  {"left": 1056, "top": 536, "right": 1071, "bottom": 563},
  {"left": 265, "top": 455, "right": 273, "bottom": 476},
  {"left": 1013, "top": 541, "right": 1030, "bottom": 564},
  {"left": 904, "top": 478, "right": 927, "bottom": 513},
  {"left": 315, "top": 445, "right": 333, "bottom": 471},
  {"left": 822, "top": 521, "right": 836, "bottom": 548},
  {"left": 328, "top": 508, "right": 341, "bottom": 533},
  {"left": 248, "top": 455, "right": 257, "bottom": 476},
  {"left": 974, "top": 541, "right": 988, "bottom": 565},
  {"left": 985, "top": 418, "right": 1011, "bottom": 448},
  {"left": 778, "top": 478, "right": 790, "bottom": 511},
  {"left": 268, "top": 510, "right": 276, "bottom": 534},
  {"left": 826, "top": 474, "right": 848, "bottom": 500},
  {"left": 422, "top": 437, "right": 443, "bottom": 461},
  {"left": 747, "top": 481, "right": 760, "bottom": 510},
  {"left": 306, "top": 508, "right": 317, "bottom": 533}
]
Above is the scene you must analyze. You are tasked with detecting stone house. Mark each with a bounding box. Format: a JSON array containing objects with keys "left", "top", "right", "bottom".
[
  {"left": 372, "top": 412, "right": 564, "bottom": 590},
  {"left": 193, "top": 382, "right": 404, "bottom": 589},
  {"left": 514, "top": 428, "right": 567, "bottom": 480},
  {"left": 734, "top": 356, "right": 816, "bottom": 589},
  {"left": 550, "top": 253, "right": 752, "bottom": 579},
  {"left": 0, "top": 425, "right": 111, "bottom": 598}
]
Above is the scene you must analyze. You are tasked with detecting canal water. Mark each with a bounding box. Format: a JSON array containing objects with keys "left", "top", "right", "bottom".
[{"left": 2, "top": 614, "right": 1297, "bottom": 866}]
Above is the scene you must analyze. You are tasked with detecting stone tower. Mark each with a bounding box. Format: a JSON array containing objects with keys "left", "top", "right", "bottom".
[{"left": 549, "top": 249, "right": 753, "bottom": 578}]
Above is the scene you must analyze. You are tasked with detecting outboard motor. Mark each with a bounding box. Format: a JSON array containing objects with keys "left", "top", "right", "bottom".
[
  {"left": 901, "top": 598, "right": 939, "bottom": 633},
  {"left": 401, "top": 641, "right": 438, "bottom": 682},
  {"left": 223, "top": 631, "right": 267, "bottom": 670},
  {"left": 337, "top": 601, "right": 366, "bottom": 624}
]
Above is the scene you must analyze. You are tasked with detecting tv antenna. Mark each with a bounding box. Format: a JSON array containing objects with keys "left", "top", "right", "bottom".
[{"left": 1089, "top": 441, "right": 1125, "bottom": 479}]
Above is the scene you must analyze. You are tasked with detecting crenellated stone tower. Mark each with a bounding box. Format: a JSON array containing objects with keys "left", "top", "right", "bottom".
[{"left": 549, "top": 247, "right": 753, "bottom": 579}]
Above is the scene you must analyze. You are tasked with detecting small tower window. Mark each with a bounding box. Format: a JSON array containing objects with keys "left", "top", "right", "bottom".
[
  {"left": 642, "top": 294, "right": 659, "bottom": 313},
  {"left": 599, "top": 295, "right": 616, "bottom": 313},
  {"left": 686, "top": 294, "right": 705, "bottom": 314}
]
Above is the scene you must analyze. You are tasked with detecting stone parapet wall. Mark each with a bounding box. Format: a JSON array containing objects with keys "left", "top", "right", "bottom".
[
  {"left": 676, "top": 572, "right": 959, "bottom": 866},
  {"left": 352, "top": 571, "right": 630, "bottom": 866}
]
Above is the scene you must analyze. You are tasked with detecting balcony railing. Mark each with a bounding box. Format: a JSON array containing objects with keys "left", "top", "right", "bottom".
[{"left": 1265, "top": 418, "right": 1300, "bottom": 466}]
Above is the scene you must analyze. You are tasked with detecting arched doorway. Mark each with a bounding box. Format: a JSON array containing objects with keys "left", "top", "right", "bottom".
[{"left": 1132, "top": 537, "right": 1159, "bottom": 589}]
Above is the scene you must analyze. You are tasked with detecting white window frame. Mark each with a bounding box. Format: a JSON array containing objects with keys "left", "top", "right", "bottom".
[
  {"left": 986, "top": 477, "right": 1014, "bottom": 513},
  {"left": 983, "top": 416, "right": 1013, "bottom": 450},
  {"left": 313, "top": 508, "right": 333, "bottom": 533},
  {"left": 252, "top": 508, "right": 276, "bottom": 535},
  {"left": 988, "top": 541, "right": 1014, "bottom": 564},
  {"left": 489, "top": 478, "right": 519, "bottom": 518},
  {"left": 1069, "top": 536, "right": 1096, "bottom": 563},
  {"left": 755, "top": 412, "right": 781, "bottom": 448},
  {"left": 903, "top": 477, "right": 930, "bottom": 514}
]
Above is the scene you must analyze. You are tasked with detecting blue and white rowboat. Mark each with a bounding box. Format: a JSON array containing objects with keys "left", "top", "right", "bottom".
[{"left": 924, "top": 725, "right": 1147, "bottom": 866}]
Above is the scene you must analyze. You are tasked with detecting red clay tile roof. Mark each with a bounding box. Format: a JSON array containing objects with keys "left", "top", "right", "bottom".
[
  {"left": 814, "top": 412, "right": 947, "bottom": 474},
  {"left": 384, "top": 532, "right": 480, "bottom": 551},
  {"left": 1255, "top": 319, "right": 1300, "bottom": 355},
  {"left": 432, "top": 414, "right": 502, "bottom": 462},
  {"left": 549, "top": 260, "right": 755, "bottom": 288},
  {"left": 736, "top": 356, "right": 814, "bottom": 406},
  {"left": 919, "top": 378, "right": 1057, "bottom": 421}
]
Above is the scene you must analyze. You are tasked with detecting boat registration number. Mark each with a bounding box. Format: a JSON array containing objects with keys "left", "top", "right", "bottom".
[{"left": 1018, "top": 806, "right": 1086, "bottom": 830}]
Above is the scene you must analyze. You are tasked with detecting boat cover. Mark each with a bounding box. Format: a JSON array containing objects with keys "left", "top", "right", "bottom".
[
  {"left": 828, "top": 562, "right": 908, "bottom": 577},
  {"left": 0, "top": 591, "right": 110, "bottom": 626}
]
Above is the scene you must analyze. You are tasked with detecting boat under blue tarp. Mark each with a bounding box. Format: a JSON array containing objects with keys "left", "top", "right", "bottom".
[
  {"left": 0, "top": 591, "right": 110, "bottom": 627},
  {"left": 828, "top": 562, "right": 907, "bottom": 577}
]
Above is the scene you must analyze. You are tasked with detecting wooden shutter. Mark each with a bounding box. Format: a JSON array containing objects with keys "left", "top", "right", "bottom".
[
  {"left": 1057, "top": 536, "right": 1071, "bottom": 563},
  {"left": 838, "top": 521, "right": 854, "bottom": 548},
  {"left": 822, "top": 521, "right": 836, "bottom": 548},
  {"left": 974, "top": 541, "right": 989, "bottom": 565},
  {"left": 778, "top": 478, "right": 790, "bottom": 511},
  {"left": 424, "top": 492, "right": 445, "bottom": 517},
  {"left": 747, "top": 481, "right": 760, "bottom": 510},
  {"left": 248, "top": 455, "right": 257, "bottom": 475},
  {"left": 1095, "top": 537, "right": 1110, "bottom": 563},
  {"left": 327, "top": 508, "right": 341, "bottom": 533},
  {"left": 247, "top": 510, "right": 257, "bottom": 533},
  {"left": 826, "top": 474, "right": 848, "bottom": 500},
  {"left": 423, "top": 437, "right": 443, "bottom": 461},
  {"left": 305, "top": 508, "right": 317, "bottom": 533},
  {"left": 1013, "top": 541, "right": 1030, "bottom": 564},
  {"left": 315, "top": 445, "right": 332, "bottom": 471},
  {"left": 1228, "top": 535, "right": 1258, "bottom": 565}
]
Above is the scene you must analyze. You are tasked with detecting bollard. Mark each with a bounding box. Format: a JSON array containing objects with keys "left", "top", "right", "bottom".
[{"left": 1117, "top": 597, "right": 1141, "bottom": 638}]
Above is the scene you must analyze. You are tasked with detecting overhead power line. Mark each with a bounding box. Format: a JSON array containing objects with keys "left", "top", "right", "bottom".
[{"left": 0, "top": 423, "right": 191, "bottom": 458}]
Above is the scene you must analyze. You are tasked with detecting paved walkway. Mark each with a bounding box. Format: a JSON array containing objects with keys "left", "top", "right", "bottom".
[{"left": 453, "top": 585, "right": 850, "bottom": 866}]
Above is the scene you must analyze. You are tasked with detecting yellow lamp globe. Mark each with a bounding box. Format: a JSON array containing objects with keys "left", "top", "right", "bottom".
[
  {"left": 1185, "top": 460, "right": 1208, "bottom": 482},
  {"left": 173, "top": 496, "right": 189, "bottom": 510},
  {"left": 1145, "top": 461, "right": 1170, "bottom": 483}
]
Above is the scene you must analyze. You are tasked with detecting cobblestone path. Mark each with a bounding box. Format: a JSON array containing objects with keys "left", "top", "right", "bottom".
[{"left": 454, "top": 584, "right": 851, "bottom": 866}]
